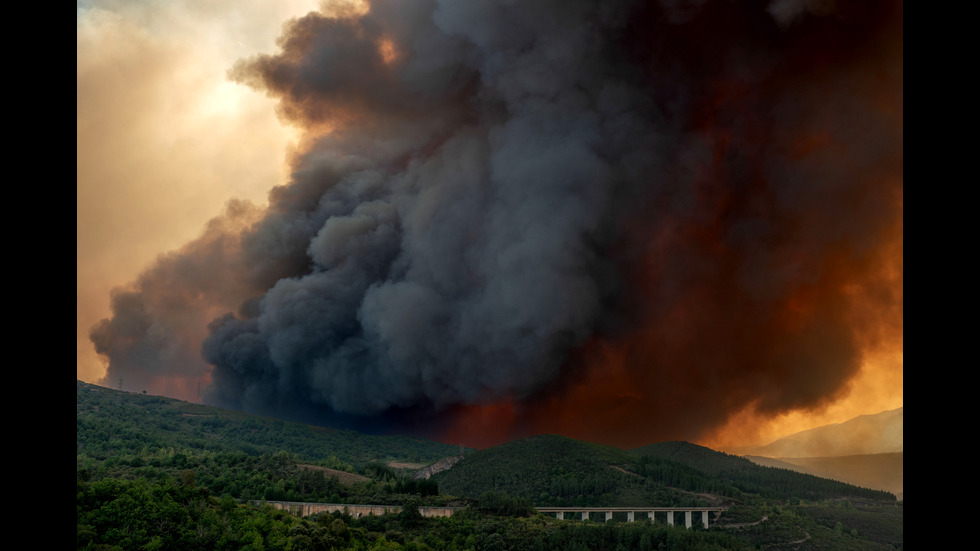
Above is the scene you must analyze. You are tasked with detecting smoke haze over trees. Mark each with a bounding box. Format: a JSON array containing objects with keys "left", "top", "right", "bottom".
[{"left": 89, "top": 0, "right": 903, "bottom": 448}]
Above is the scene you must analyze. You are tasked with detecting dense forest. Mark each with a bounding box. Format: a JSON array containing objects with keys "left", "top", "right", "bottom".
[
  {"left": 77, "top": 381, "right": 902, "bottom": 550},
  {"left": 432, "top": 435, "right": 893, "bottom": 508},
  {"left": 76, "top": 381, "right": 461, "bottom": 467}
]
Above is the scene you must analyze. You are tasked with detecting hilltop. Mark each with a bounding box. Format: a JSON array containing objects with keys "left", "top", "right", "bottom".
[{"left": 76, "top": 379, "right": 461, "bottom": 468}]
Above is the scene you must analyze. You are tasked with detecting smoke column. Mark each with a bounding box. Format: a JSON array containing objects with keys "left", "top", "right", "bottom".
[{"left": 89, "top": 0, "right": 902, "bottom": 448}]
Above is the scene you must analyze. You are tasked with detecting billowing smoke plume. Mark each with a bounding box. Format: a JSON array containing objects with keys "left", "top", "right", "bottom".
[{"left": 91, "top": 0, "right": 902, "bottom": 447}]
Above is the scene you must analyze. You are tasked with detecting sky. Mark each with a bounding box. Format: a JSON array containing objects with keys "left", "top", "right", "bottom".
[
  {"left": 77, "top": 0, "right": 902, "bottom": 452},
  {"left": 77, "top": 0, "right": 315, "bottom": 395}
]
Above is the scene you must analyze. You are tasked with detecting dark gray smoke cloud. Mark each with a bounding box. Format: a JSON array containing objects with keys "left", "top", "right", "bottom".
[
  {"left": 91, "top": 0, "right": 902, "bottom": 445},
  {"left": 204, "top": 0, "right": 646, "bottom": 416}
]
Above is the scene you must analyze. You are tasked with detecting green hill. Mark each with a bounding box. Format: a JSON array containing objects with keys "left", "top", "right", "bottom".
[
  {"left": 631, "top": 441, "right": 746, "bottom": 471},
  {"left": 435, "top": 436, "right": 894, "bottom": 509},
  {"left": 434, "top": 434, "right": 684, "bottom": 506},
  {"left": 76, "top": 379, "right": 460, "bottom": 467},
  {"left": 77, "top": 380, "right": 457, "bottom": 508}
]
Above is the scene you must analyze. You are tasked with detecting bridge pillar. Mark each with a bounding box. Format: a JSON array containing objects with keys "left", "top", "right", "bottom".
[
  {"left": 702, "top": 510, "right": 709, "bottom": 529},
  {"left": 627, "top": 511, "right": 634, "bottom": 522},
  {"left": 556, "top": 511, "right": 563, "bottom": 520},
  {"left": 648, "top": 511, "right": 655, "bottom": 523},
  {"left": 605, "top": 511, "right": 612, "bottom": 522},
  {"left": 685, "top": 511, "right": 692, "bottom": 529},
  {"left": 582, "top": 511, "right": 589, "bottom": 521},
  {"left": 667, "top": 511, "right": 674, "bottom": 526}
]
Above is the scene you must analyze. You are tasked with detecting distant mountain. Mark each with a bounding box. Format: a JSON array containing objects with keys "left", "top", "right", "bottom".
[
  {"left": 745, "top": 452, "right": 904, "bottom": 501},
  {"left": 723, "top": 408, "right": 904, "bottom": 500},
  {"left": 734, "top": 407, "right": 903, "bottom": 458}
]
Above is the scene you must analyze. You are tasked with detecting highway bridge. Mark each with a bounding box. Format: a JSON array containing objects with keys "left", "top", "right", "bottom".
[
  {"left": 259, "top": 501, "right": 458, "bottom": 518},
  {"left": 535, "top": 507, "right": 726, "bottom": 528},
  {"left": 260, "top": 501, "right": 726, "bottom": 528}
]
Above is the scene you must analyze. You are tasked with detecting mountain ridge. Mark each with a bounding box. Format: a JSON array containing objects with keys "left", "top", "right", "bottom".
[
  {"left": 716, "top": 407, "right": 904, "bottom": 500},
  {"left": 729, "top": 407, "right": 903, "bottom": 458},
  {"left": 77, "top": 380, "right": 901, "bottom": 501},
  {"left": 744, "top": 452, "right": 903, "bottom": 501}
]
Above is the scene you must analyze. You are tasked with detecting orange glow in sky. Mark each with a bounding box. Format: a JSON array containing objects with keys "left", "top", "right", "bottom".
[{"left": 76, "top": 0, "right": 316, "bottom": 392}]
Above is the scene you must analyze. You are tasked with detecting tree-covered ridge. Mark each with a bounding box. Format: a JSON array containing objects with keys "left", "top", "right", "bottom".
[
  {"left": 435, "top": 434, "right": 895, "bottom": 508},
  {"left": 433, "top": 435, "right": 737, "bottom": 507},
  {"left": 78, "top": 381, "right": 457, "bottom": 513},
  {"left": 630, "top": 441, "right": 753, "bottom": 473},
  {"left": 77, "top": 380, "right": 460, "bottom": 466}
]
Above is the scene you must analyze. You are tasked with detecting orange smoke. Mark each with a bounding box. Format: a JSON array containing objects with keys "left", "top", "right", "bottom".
[
  {"left": 438, "top": 340, "right": 649, "bottom": 449},
  {"left": 441, "top": 400, "right": 521, "bottom": 450},
  {"left": 377, "top": 36, "right": 398, "bottom": 65}
]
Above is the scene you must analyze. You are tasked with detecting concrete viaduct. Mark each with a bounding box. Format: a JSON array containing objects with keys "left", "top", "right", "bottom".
[
  {"left": 260, "top": 501, "right": 458, "bottom": 518},
  {"left": 260, "top": 501, "right": 725, "bottom": 529},
  {"left": 536, "top": 507, "right": 725, "bottom": 529}
]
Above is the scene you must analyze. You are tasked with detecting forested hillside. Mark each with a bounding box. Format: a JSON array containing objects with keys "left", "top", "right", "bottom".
[
  {"left": 434, "top": 435, "right": 741, "bottom": 507},
  {"left": 435, "top": 436, "right": 894, "bottom": 507},
  {"left": 77, "top": 380, "right": 459, "bottom": 467},
  {"left": 77, "top": 382, "right": 902, "bottom": 550}
]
